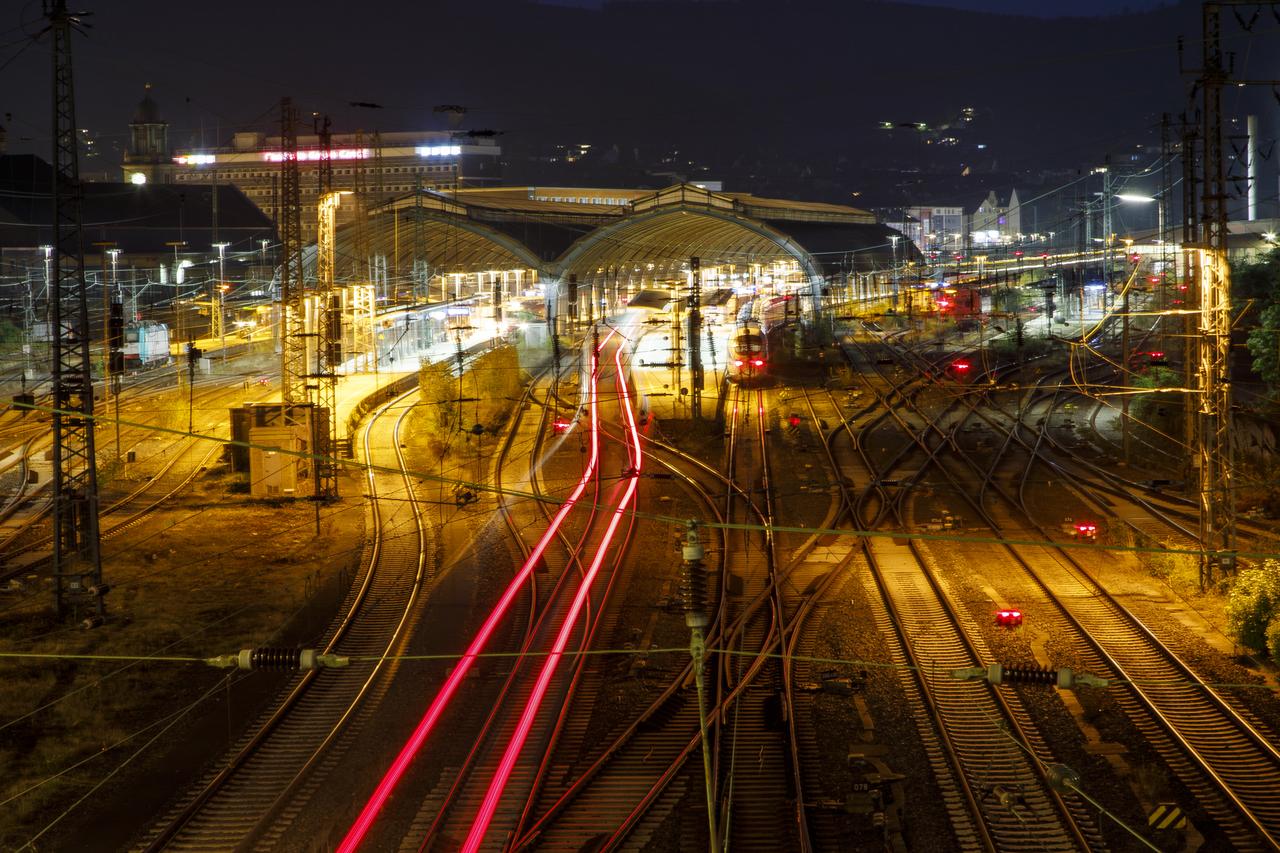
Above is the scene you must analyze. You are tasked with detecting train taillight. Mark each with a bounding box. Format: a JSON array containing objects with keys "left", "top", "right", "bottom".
[
  {"left": 751, "top": 358, "right": 764, "bottom": 368},
  {"left": 951, "top": 360, "right": 971, "bottom": 373},
  {"left": 552, "top": 419, "right": 571, "bottom": 434},
  {"left": 1073, "top": 522, "right": 1097, "bottom": 538},
  {"left": 995, "top": 610, "right": 1023, "bottom": 629},
  {"left": 733, "top": 359, "right": 744, "bottom": 367}
]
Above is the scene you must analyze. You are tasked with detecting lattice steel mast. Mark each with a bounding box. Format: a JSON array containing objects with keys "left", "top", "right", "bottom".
[
  {"left": 1184, "top": 1, "right": 1280, "bottom": 585},
  {"left": 313, "top": 217, "right": 341, "bottom": 497},
  {"left": 313, "top": 114, "right": 343, "bottom": 498},
  {"left": 278, "top": 97, "right": 307, "bottom": 405},
  {"left": 46, "top": 0, "right": 104, "bottom": 620}
]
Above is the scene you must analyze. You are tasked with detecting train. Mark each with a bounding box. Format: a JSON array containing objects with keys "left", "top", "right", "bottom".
[
  {"left": 934, "top": 287, "right": 981, "bottom": 317},
  {"left": 123, "top": 322, "right": 171, "bottom": 368},
  {"left": 729, "top": 320, "right": 767, "bottom": 383}
]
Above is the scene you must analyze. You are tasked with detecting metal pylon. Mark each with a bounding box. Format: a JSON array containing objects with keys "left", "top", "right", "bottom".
[
  {"left": 278, "top": 97, "right": 307, "bottom": 406},
  {"left": 314, "top": 191, "right": 344, "bottom": 498},
  {"left": 1192, "top": 2, "right": 1242, "bottom": 585},
  {"left": 46, "top": 0, "right": 104, "bottom": 619}
]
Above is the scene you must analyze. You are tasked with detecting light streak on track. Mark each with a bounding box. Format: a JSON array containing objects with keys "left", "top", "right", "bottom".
[
  {"left": 462, "top": 340, "right": 643, "bottom": 853},
  {"left": 338, "top": 334, "right": 614, "bottom": 853}
]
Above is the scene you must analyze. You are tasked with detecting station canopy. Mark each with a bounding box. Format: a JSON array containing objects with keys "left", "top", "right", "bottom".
[{"left": 348, "top": 183, "right": 913, "bottom": 283}]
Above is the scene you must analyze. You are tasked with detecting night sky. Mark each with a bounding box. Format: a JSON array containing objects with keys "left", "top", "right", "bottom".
[{"left": 0, "top": 0, "right": 1268, "bottom": 202}]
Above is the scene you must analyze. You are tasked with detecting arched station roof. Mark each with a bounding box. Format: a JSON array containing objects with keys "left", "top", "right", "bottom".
[{"left": 355, "top": 183, "right": 910, "bottom": 280}]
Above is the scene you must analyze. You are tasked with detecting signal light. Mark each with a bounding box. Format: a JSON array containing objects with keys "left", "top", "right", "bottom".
[
  {"left": 552, "top": 419, "right": 571, "bottom": 434},
  {"left": 1073, "top": 522, "right": 1098, "bottom": 538},
  {"left": 787, "top": 413, "right": 802, "bottom": 428},
  {"left": 995, "top": 609, "right": 1023, "bottom": 629},
  {"left": 1013, "top": 250, "right": 1024, "bottom": 257}
]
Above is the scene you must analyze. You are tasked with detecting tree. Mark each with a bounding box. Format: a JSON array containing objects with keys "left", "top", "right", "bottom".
[
  {"left": 1237, "top": 249, "right": 1280, "bottom": 390},
  {"left": 1225, "top": 559, "right": 1280, "bottom": 662},
  {"left": 1246, "top": 301, "right": 1280, "bottom": 388},
  {"left": 1232, "top": 248, "right": 1280, "bottom": 307}
]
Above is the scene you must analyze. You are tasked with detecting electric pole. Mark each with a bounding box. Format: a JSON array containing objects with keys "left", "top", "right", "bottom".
[
  {"left": 278, "top": 97, "right": 306, "bottom": 406},
  {"left": 689, "top": 256, "right": 703, "bottom": 421},
  {"left": 45, "top": 0, "right": 105, "bottom": 622},
  {"left": 680, "top": 520, "right": 719, "bottom": 853},
  {"left": 1181, "top": 1, "right": 1280, "bottom": 585},
  {"left": 315, "top": 190, "right": 345, "bottom": 500}
]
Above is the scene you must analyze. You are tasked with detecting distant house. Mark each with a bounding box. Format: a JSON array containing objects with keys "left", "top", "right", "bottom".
[
  {"left": 880, "top": 189, "right": 1022, "bottom": 256},
  {"left": 968, "top": 188, "right": 1021, "bottom": 246}
]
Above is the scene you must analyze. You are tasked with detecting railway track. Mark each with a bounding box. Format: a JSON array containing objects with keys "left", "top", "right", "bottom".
[
  {"left": 801, "top": 366, "right": 1096, "bottom": 851},
  {"left": 132, "top": 386, "right": 431, "bottom": 851},
  {"left": 855, "top": 333, "right": 1280, "bottom": 848}
]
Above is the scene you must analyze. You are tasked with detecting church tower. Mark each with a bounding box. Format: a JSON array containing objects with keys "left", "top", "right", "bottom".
[{"left": 121, "top": 85, "right": 173, "bottom": 185}]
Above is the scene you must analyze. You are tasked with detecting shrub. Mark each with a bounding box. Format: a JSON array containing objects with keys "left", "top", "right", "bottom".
[
  {"left": 1267, "top": 616, "right": 1280, "bottom": 667},
  {"left": 1225, "top": 559, "right": 1280, "bottom": 653}
]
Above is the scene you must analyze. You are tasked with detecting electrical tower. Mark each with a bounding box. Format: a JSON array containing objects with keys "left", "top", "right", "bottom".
[
  {"left": 314, "top": 191, "right": 344, "bottom": 498},
  {"left": 278, "top": 97, "right": 307, "bottom": 406},
  {"left": 688, "top": 256, "right": 703, "bottom": 420},
  {"left": 45, "top": 0, "right": 104, "bottom": 620},
  {"left": 1183, "top": 1, "right": 1280, "bottom": 584}
]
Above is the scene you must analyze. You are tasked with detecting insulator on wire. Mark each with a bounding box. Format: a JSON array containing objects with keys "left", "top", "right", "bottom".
[
  {"left": 950, "top": 663, "right": 1108, "bottom": 690},
  {"left": 204, "top": 648, "right": 349, "bottom": 671},
  {"left": 998, "top": 664, "right": 1058, "bottom": 685},
  {"left": 682, "top": 520, "right": 709, "bottom": 629}
]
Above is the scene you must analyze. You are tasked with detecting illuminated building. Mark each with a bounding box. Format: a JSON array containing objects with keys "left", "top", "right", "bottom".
[
  {"left": 169, "top": 129, "right": 502, "bottom": 240},
  {"left": 120, "top": 86, "right": 173, "bottom": 186}
]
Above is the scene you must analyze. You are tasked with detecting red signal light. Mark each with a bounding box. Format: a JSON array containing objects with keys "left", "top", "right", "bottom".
[
  {"left": 1013, "top": 250, "right": 1024, "bottom": 257},
  {"left": 552, "top": 419, "right": 571, "bottom": 434},
  {"left": 1148, "top": 276, "right": 1160, "bottom": 283},
  {"left": 995, "top": 609, "right": 1024, "bottom": 628},
  {"left": 787, "top": 414, "right": 802, "bottom": 428}
]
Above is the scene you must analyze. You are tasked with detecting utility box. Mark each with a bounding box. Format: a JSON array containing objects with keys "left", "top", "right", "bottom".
[
  {"left": 229, "top": 402, "right": 327, "bottom": 473},
  {"left": 248, "top": 425, "right": 305, "bottom": 498}
]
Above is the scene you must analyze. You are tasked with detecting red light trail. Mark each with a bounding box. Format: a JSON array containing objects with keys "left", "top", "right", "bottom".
[
  {"left": 338, "top": 334, "right": 614, "bottom": 853},
  {"left": 461, "top": 339, "right": 642, "bottom": 853}
]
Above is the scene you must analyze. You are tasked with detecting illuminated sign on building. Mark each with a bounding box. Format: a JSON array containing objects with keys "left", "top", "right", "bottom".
[
  {"left": 261, "top": 148, "right": 371, "bottom": 163},
  {"left": 173, "top": 154, "right": 216, "bottom": 165},
  {"left": 418, "top": 145, "right": 462, "bottom": 157}
]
